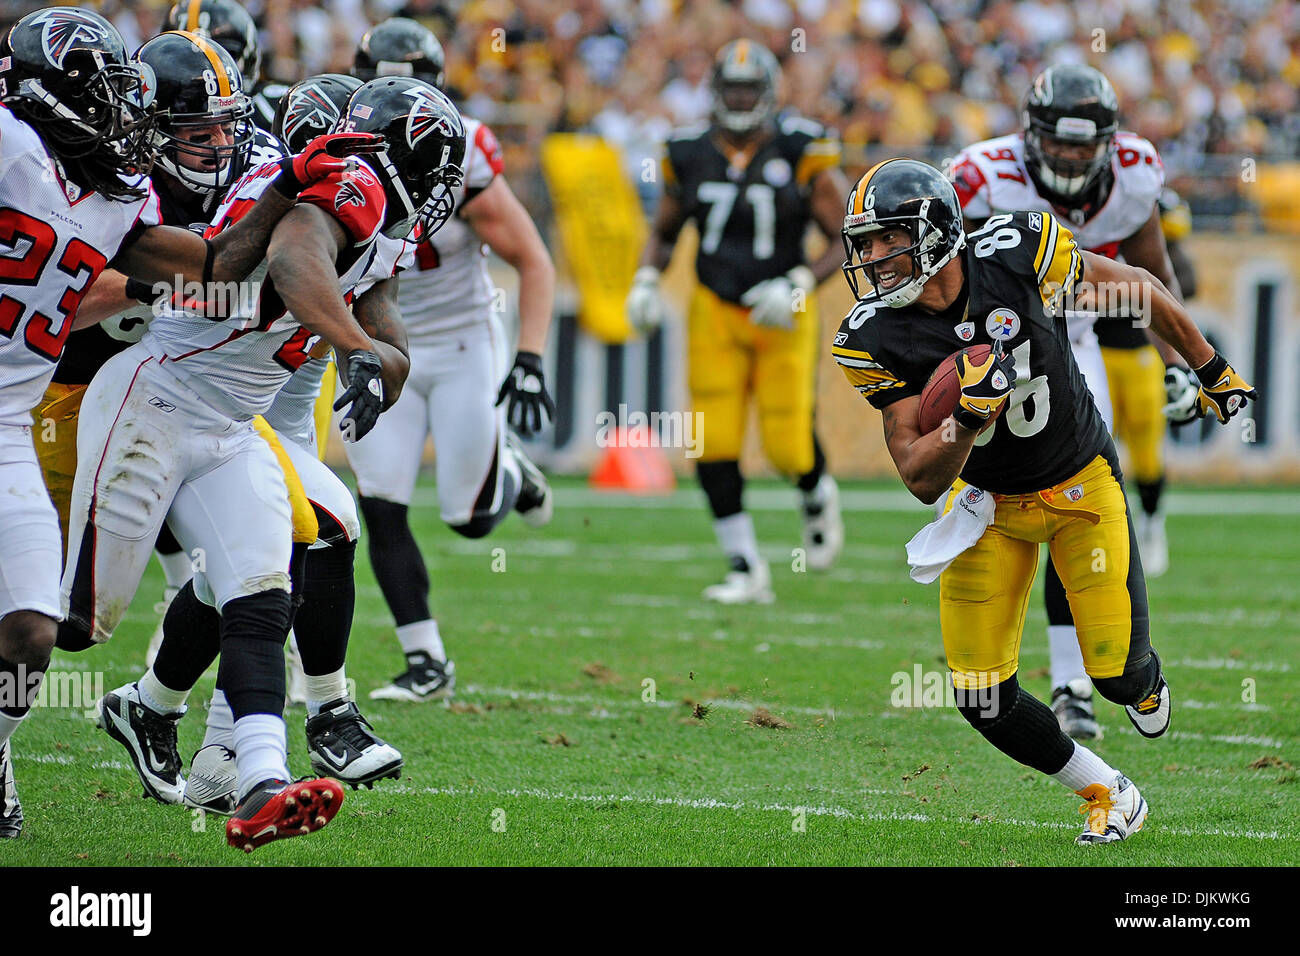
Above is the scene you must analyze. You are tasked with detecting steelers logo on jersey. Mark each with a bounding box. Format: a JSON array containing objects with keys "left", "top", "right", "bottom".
[
  {"left": 986, "top": 308, "right": 1020, "bottom": 339},
  {"left": 763, "top": 158, "right": 792, "bottom": 188}
]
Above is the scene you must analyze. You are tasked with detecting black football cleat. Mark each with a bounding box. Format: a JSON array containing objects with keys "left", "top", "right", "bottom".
[
  {"left": 306, "top": 698, "right": 403, "bottom": 788},
  {"left": 369, "top": 652, "right": 456, "bottom": 702}
]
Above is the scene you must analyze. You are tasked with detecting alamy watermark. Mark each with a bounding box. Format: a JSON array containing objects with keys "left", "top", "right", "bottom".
[
  {"left": 595, "top": 404, "right": 704, "bottom": 459},
  {"left": 0, "top": 664, "right": 104, "bottom": 719}
]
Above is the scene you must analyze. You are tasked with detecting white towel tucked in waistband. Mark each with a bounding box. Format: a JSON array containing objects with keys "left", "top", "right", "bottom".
[{"left": 905, "top": 485, "right": 996, "bottom": 584}]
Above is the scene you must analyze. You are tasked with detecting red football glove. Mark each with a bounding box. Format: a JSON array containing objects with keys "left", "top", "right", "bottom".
[{"left": 274, "top": 132, "right": 386, "bottom": 198}]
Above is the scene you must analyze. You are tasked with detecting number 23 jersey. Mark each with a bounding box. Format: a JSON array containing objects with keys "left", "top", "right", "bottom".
[
  {"left": 831, "top": 212, "right": 1113, "bottom": 495},
  {"left": 0, "top": 107, "right": 162, "bottom": 425}
]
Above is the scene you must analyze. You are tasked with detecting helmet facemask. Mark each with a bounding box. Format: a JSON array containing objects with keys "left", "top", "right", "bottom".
[
  {"left": 713, "top": 77, "right": 774, "bottom": 134},
  {"left": 369, "top": 146, "right": 464, "bottom": 239},
  {"left": 152, "top": 92, "right": 254, "bottom": 194},
  {"left": 1024, "top": 116, "right": 1113, "bottom": 200}
]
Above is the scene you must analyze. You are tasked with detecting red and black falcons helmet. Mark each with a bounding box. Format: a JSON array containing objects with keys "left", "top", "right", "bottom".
[
  {"left": 167, "top": 0, "right": 261, "bottom": 89},
  {"left": 841, "top": 159, "right": 965, "bottom": 309},
  {"left": 274, "top": 73, "right": 362, "bottom": 154},
  {"left": 340, "top": 78, "right": 465, "bottom": 240},
  {"left": 353, "top": 17, "right": 446, "bottom": 90},
  {"left": 0, "top": 6, "right": 155, "bottom": 200},
  {"left": 135, "top": 31, "right": 255, "bottom": 195},
  {"left": 1022, "top": 64, "right": 1119, "bottom": 205}
]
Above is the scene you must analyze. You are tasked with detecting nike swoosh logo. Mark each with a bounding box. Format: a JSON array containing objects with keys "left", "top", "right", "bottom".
[
  {"left": 321, "top": 745, "right": 349, "bottom": 768},
  {"left": 409, "top": 680, "right": 441, "bottom": 695}
]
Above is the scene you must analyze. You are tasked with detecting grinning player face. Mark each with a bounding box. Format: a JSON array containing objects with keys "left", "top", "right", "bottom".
[{"left": 855, "top": 226, "right": 915, "bottom": 291}]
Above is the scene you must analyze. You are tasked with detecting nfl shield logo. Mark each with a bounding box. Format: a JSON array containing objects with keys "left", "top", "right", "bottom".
[
  {"left": 1065, "top": 484, "right": 1085, "bottom": 502},
  {"left": 955, "top": 321, "right": 975, "bottom": 342}
]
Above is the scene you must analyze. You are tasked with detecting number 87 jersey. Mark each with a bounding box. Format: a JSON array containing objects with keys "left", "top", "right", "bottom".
[
  {"left": 832, "top": 210, "right": 1114, "bottom": 495},
  {"left": 0, "top": 108, "right": 162, "bottom": 426}
]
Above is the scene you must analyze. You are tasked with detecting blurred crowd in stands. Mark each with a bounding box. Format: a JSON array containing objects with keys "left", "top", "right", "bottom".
[{"left": 4, "top": 0, "right": 1299, "bottom": 226}]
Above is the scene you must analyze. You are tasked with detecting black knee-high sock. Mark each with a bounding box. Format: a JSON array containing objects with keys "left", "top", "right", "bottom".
[
  {"left": 152, "top": 581, "right": 221, "bottom": 693},
  {"left": 293, "top": 541, "right": 356, "bottom": 677},
  {"left": 1137, "top": 477, "right": 1165, "bottom": 517},
  {"left": 0, "top": 654, "right": 46, "bottom": 722},
  {"left": 796, "top": 433, "right": 827, "bottom": 493},
  {"left": 697, "top": 460, "right": 744, "bottom": 519},
  {"left": 956, "top": 675, "right": 1075, "bottom": 775},
  {"left": 358, "top": 497, "right": 430, "bottom": 626},
  {"left": 218, "top": 590, "right": 291, "bottom": 720}
]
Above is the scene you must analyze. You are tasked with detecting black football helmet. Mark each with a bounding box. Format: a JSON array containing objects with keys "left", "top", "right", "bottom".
[
  {"left": 0, "top": 6, "right": 156, "bottom": 200},
  {"left": 167, "top": 0, "right": 260, "bottom": 89},
  {"left": 841, "top": 159, "right": 966, "bottom": 308},
  {"left": 340, "top": 77, "right": 465, "bottom": 240},
  {"left": 135, "top": 31, "right": 255, "bottom": 195},
  {"left": 710, "top": 39, "right": 780, "bottom": 135},
  {"left": 1022, "top": 64, "right": 1119, "bottom": 205},
  {"left": 274, "top": 73, "right": 362, "bottom": 153},
  {"left": 353, "top": 18, "right": 446, "bottom": 90}
]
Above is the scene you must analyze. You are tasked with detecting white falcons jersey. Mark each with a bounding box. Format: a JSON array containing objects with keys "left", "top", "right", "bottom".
[
  {"left": 395, "top": 116, "right": 504, "bottom": 341},
  {"left": 263, "top": 234, "right": 411, "bottom": 450},
  {"left": 951, "top": 131, "right": 1164, "bottom": 258},
  {"left": 144, "top": 156, "right": 397, "bottom": 421},
  {"left": 0, "top": 107, "right": 162, "bottom": 425}
]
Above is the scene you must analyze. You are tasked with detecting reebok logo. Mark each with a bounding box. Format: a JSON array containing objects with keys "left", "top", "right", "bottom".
[
  {"left": 50, "top": 886, "right": 151, "bottom": 936},
  {"left": 147, "top": 397, "right": 176, "bottom": 413}
]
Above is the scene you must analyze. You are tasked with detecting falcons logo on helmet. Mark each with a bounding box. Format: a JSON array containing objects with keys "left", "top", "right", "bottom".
[
  {"left": 31, "top": 8, "right": 112, "bottom": 69},
  {"left": 401, "top": 87, "right": 457, "bottom": 146},
  {"left": 285, "top": 87, "right": 340, "bottom": 145}
]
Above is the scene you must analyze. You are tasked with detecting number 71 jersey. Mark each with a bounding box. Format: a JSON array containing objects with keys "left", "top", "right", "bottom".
[
  {"left": 0, "top": 107, "right": 162, "bottom": 425},
  {"left": 663, "top": 116, "right": 840, "bottom": 303},
  {"left": 831, "top": 211, "right": 1113, "bottom": 495}
]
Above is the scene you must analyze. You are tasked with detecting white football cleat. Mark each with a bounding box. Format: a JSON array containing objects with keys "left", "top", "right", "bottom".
[
  {"left": 1126, "top": 657, "right": 1172, "bottom": 738},
  {"left": 183, "top": 744, "right": 238, "bottom": 816},
  {"left": 703, "top": 557, "right": 774, "bottom": 605},
  {"left": 801, "top": 474, "right": 844, "bottom": 571},
  {"left": 1136, "top": 511, "right": 1168, "bottom": 578},
  {"left": 507, "top": 433, "right": 553, "bottom": 527},
  {"left": 1075, "top": 773, "right": 1148, "bottom": 844}
]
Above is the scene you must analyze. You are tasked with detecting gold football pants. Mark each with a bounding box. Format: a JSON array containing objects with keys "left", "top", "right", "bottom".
[
  {"left": 686, "top": 284, "right": 817, "bottom": 474},
  {"left": 940, "top": 454, "right": 1150, "bottom": 689}
]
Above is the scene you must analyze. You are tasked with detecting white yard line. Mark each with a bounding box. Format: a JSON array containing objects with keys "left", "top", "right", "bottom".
[{"left": 385, "top": 782, "right": 1291, "bottom": 841}]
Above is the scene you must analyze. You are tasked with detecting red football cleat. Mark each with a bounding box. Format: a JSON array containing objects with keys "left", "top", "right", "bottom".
[{"left": 225, "top": 777, "right": 344, "bottom": 852}]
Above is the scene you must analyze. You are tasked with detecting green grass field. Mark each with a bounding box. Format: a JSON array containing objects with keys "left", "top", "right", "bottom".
[{"left": 4, "top": 478, "right": 1298, "bottom": 866}]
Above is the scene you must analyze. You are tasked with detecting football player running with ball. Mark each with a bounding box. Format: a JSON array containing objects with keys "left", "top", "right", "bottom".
[
  {"left": 949, "top": 65, "right": 1195, "bottom": 740},
  {"left": 628, "top": 39, "right": 850, "bottom": 603},
  {"left": 832, "top": 160, "right": 1255, "bottom": 844}
]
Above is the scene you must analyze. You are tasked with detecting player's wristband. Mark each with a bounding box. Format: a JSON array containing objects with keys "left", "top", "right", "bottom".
[
  {"left": 1192, "top": 351, "right": 1228, "bottom": 388},
  {"left": 124, "top": 277, "right": 157, "bottom": 304}
]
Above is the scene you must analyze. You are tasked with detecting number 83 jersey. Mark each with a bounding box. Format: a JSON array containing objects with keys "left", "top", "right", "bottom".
[
  {"left": 832, "top": 211, "right": 1113, "bottom": 495},
  {"left": 663, "top": 116, "right": 840, "bottom": 304}
]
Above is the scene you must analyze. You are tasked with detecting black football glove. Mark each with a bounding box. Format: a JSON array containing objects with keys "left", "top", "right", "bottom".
[
  {"left": 953, "top": 341, "right": 1017, "bottom": 430},
  {"left": 496, "top": 350, "right": 555, "bottom": 436},
  {"left": 1192, "top": 352, "right": 1258, "bottom": 423},
  {"left": 333, "top": 349, "right": 384, "bottom": 441}
]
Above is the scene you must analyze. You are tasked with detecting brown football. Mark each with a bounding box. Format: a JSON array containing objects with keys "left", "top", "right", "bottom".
[{"left": 916, "top": 344, "right": 1005, "bottom": 434}]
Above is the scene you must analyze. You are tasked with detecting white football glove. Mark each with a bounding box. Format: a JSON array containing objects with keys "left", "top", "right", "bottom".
[
  {"left": 625, "top": 266, "right": 666, "bottom": 335},
  {"left": 1162, "top": 366, "right": 1200, "bottom": 424},
  {"left": 740, "top": 266, "right": 816, "bottom": 329}
]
